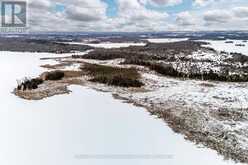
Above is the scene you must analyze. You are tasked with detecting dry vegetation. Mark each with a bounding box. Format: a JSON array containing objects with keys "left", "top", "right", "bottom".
[
  {"left": 0, "top": 38, "right": 92, "bottom": 53},
  {"left": 71, "top": 40, "right": 248, "bottom": 82},
  {"left": 122, "top": 58, "right": 248, "bottom": 82},
  {"left": 16, "top": 70, "right": 84, "bottom": 92},
  {"left": 73, "top": 41, "right": 209, "bottom": 61},
  {"left": 81, "top": 63, "right": 144, "bottom": 87},
  {"left": 16, "top": 63, "right": 144, "bottom": 91},
  {"left": 63, "top": 70, "right": 84, "bottom": 78},
  {"left": 17, "top": 78, "right": 43, "bottom": 90},
  {"left": 41, "top": 71, "right": 65, "bottom": 81}
]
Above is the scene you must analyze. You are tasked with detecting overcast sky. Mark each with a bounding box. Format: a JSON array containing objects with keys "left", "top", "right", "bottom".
[{"left": 26, "top": 0, "right": 248, "bottom": 32}]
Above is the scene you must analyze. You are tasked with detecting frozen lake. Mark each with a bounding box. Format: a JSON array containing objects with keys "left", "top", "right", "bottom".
[{"left": 0, "top": 51, "right": 242, "bottom": 165}]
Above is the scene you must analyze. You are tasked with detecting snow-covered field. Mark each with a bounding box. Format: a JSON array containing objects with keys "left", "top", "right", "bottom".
[
  {"left": 64, "top": 42, "right": 146, "bottom": 49},
  {"left": 201, "top": 40, "right": 248, "bottom": 55},
  {"left": 146, "top": 38, "right": 188, "bottom": 43},
  {"left": 64, "top": 38, "right": 190, "bottom": 48},
  {"left": 0, "top": 51, "right": 243, "bottom": 165},
  {"left": 53, "top": 39, "right": 248, "bottom": 163},
  {"left": 76, "top": 56, "right": 248, "bottom": 163},
  {"left": 136, "top": 73, "right": 248, "bottom": 108}
]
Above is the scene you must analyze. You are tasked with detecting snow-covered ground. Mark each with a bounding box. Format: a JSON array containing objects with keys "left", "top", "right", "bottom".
[
  {"left": 146, "top": 38, "right": 188, "bottom": 43},
  {"left": 187, "top": 50, "right": 230, "bottom": 62},
  {"left": 137, "top": 73, "right": 248, "bottom": 110},
  {"left": 200, "top": 40, "right": 248, "bottom": 55},
  {"left": 63, "top": 42, "right": 146, "bottom": 49},
  {"left": 0, "top": 51, "right": 242, "bottom": 165},
  {"left": 54, "top": 41, "right": 248, "bottom": 163}
]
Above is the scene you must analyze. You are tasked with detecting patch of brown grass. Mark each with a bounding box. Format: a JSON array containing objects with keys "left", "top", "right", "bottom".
[
  {"left": 81, "top": 63, "right": 144, "bottom": 87},
  {"left": 63, "top": 70, "right": 84, "bottom": 78}
]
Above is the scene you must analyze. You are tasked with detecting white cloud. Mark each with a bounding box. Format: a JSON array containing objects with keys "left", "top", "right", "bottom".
[
  {"left": 204, "top": 10, "right": 232, "bottom": 24},
  {"left": 193, "top": 0, "right": 209, "bottom": 6},
  {"left": 176, "top": 11, "right": 196, "bottom": 26},
  {"left": 28, "top": 0, "right": 108, "bottom": 31},
  {"left": 193, "top": 0, "right": 223, "bottom": 6},
  {"left": 29, "top": 0, "right": 52, "bottom": 9},
  {"left": 26, "top": 0, "right": 248, "bottom": 31},
  {"left": 144, "top": 0, "right": 183, "bottom": 6},
  {"left": 200, "top": 7, "right": 248, "bottom": 30},
  {"left": 233, "top": 7, "right": 248, "bottom": 18},
  {"left": 113, "top": 0, "right": 169, "bottom": 31},
  {"left": 65, "top": 1, "right": 107, "bottom": 22},
  {"left": 118, "top": 0, "right": 168, "bottom": 20}
]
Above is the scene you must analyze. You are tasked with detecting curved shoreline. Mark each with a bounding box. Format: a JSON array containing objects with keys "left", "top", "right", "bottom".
[{"left": 14, "top": 57, "right": 248, "bottom": 164}]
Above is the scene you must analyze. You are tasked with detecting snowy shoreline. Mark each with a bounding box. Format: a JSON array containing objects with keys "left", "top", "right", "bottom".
[
  {"left": 5, "top": 51, "right": 236, "bottom": 165},
  {"left": 14, "top": 54, "right": 248, "bottom": 164},
  {"left": 12, "top": 39, "right": 248, "bottom": 164}
]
